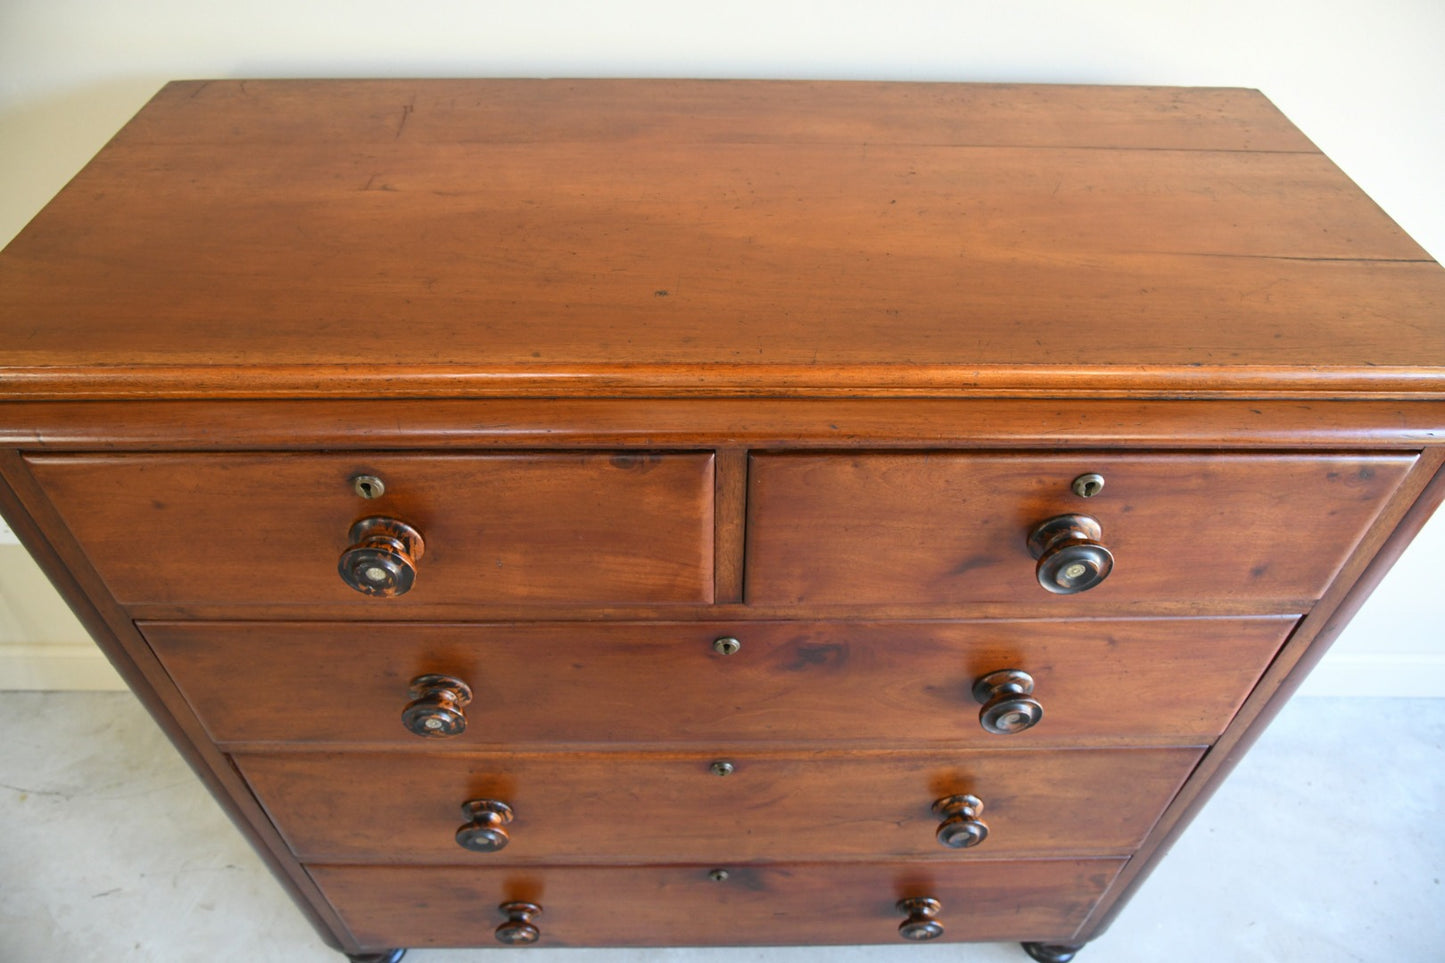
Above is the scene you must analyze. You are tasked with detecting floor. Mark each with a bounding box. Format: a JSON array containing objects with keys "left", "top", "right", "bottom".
[{"left": 0, "top": 693, "right": 1440, "bottom": 963}]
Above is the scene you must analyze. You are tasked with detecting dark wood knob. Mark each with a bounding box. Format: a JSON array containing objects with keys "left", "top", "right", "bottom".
[
  {"left": 896, "top": 897, "right": 943, "bottom": 942},
  {"left": 455, "top": 799, "right": 514, "bottom": 852},
  {"left": 401, "top": 674, "right": 472, "bottom": 738},
  {"left": 339, "top": 516, "right": 425, "bottom": 597},
  {"left": 495, "top": 901, "right": 542, "bottom": 945},
  {"left": 932, "top": 794, "right": 989, "bottom": 849},
  {"left": 973, "top": 668, "right": 1043, "bottom": 735},
  {"left": 1027, "top": 513, "right": 1113, "bottom": 594}
]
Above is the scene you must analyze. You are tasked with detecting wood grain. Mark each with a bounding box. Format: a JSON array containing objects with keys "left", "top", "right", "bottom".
[
  {"left": 143, "top": 617, "right": 1292, "bottom": 749},
  {"left": 1072, "top": 446, "right": 1445, "bottom": 942},
  {"left": 6, "top": 398, "right": 1445, "bottom": 451},
  {"left": 124, "top": 80, "right": 1317, "bottom": 152},
  {"left": 712, "top": 449, "right": 748, "bottom": 603},
  {"left": 308, "top": 858, "right": 1123, "bottom": 948},
  {"left": 2, "top": 80, "right": 1441, "bottom": 401},
  {"left": 239, "top": 747, "right": 1200, "bottom": 864},
  {"left": 24, "top": 451, "right": 714, "bottom": 606},
  {"left": 747, "top": 451, "right": 1415, "bottom": 605},
  {"left": 0, "top": 80, "right": 1441, "bottom": 959},
  {"left": 0, "top": 448, "right": 363, "bottom": 954}
]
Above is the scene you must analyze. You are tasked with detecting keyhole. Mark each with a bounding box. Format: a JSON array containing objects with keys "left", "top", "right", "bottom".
[
  {"left": 1071, "top": 473, "right": 1105, "bottom": 498},
  {"left": 712, "top": 636, "right": 742, "bottom": 655},
  {"left": 351, "top": 474, "right": 386, "bottom": 499}
]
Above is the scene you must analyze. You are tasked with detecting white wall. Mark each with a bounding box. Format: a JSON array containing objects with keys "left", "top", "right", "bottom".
[{"left": 1, "top": 0, "right": 1442, "bottom": 694}]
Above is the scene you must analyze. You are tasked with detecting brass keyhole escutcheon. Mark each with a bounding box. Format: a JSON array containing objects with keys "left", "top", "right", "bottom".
[
  {"left": 713, "top": 636, "right": 742, "bottom": 656},
  {"left": 351, "top": 473, "right": 386, "bottom": 499}
]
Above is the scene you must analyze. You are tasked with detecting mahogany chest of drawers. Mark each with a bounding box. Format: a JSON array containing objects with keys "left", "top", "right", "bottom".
[{"left": 1, "top": 80, "right": 1443, "bottom": 962}]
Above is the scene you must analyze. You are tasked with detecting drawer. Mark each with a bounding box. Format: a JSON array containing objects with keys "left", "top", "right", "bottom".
[
  {"left": 310, "top": 858, "right": 1123, "bottom": 948},
  {"left": 145, "top": 617, "right": 1293, "bottom": 748},
  {"left": 25, "top": 451, "right": 714, "bottom": 606},
  {"left": 746, "top": 452, "right": 1415, "bottom": 605},
  {"left": 238, "top": 747, "right": 1200, "bottom": 863}
]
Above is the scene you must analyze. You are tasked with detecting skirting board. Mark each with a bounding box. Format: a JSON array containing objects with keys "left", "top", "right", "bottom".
[{"left": 0, "top": 643, "right": 1440, "bottom": 696}]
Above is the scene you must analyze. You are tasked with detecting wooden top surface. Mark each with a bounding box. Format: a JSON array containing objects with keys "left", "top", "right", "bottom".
[{"left": 1, "top": 79, "right": 1441, "bottom": 400}]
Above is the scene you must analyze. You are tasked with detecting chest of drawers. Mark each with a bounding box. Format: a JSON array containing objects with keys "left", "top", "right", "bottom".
[{"left": 2, "top": 80, "right": 1443, "bottom": 962}]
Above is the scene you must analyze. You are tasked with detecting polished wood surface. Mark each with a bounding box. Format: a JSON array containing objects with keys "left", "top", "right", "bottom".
[
  {"left": 309, "top": 858, "right": 1123, "bottom": 948},
  {"left": 238, "top": 746, "right": 1199, "bottom": 863},
  {"left": 0, "top": 448, "right": 357, "bottom": 953},
  {"left": 25, "top": 451, "right": 714, "bottom": 606},
  {"left": 747, "top": 452, "right": 1413, "bottom": 605},
  {"left": 8, "top": 398, "right": 1445, "bottom": 451},
  {"left": 142, "top": 617, "right": 1293, "bottom": 748},
  {"left": 112, "top": 81, "right": 1320, "bottom": 151},
  {"left": 0, "top": 80, "right": 1440, "bottom": 400},
  {"left": 1079, "top": 446, "right": 1445, "bottom": 939},
  {"left": 1, "top": 81, "right": 1442, "bottom": 960}
]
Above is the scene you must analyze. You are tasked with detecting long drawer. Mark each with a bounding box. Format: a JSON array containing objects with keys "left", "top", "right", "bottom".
[
  {"left": 144, "top": 617, "right": 1294, "bottom": 748},
  {"left": 746, "top": 452, "right": 1414, "bottom": 605},
  {"left": 238, "top": 747, "right": 1200, "bottom": 863},
  {"left": 309, "top": 859, "right": 1125, "bottom": 948},
  {"left": 24, "top": 451, "right": 715, "bottom": 606}
]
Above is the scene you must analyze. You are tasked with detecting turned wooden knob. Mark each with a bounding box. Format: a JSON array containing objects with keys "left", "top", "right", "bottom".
[
  {"left": 495, "top": 901, "right": 543, "bottom": 945},
  {"left": 933, "top": 793, "right": 989, "bottom": 849},
  {"left": 973, "top": 668, "right": 1043, "bottom": 735},
  {"left": 401, "top": 674, "right": 473, "bottom": 738},
  {"left": 896, "top": 897, "right": 944, "bottom": 942},
  {"left": 1027, "top": 513, "right": 1112, "bottom": 594},
  {"left": 455, "top": 799, "right": 514, "bottom": 852},
  {"left": 339, "top": 516, "right": 425, "bottom": 597}
]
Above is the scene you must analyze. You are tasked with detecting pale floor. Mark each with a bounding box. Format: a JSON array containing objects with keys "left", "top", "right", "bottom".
[{"left": 0, "top": 693, "right": 1441, "bottom": 963}]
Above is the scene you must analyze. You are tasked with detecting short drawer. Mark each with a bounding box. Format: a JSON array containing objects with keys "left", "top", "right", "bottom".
[
  {"left": 240, "top": 747, "right": 1198, "bottom": 864},
  {"left": 145, "top": 617, "right": 1293, "bottom": 749},
  {"left": 25, "top": 451, "right": 714, "bottom": 606},
  {"left": 310, "top": 858, "right": 1123, "bottom": 949},
  {"left": 746, "top": 451, "right": 1414, "bottom": 605}
]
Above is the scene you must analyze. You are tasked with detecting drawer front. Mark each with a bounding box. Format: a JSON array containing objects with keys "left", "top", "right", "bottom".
[
  {"left": 25, "top": 451, "right": 714, "bottom": 606},
  {"left": 746, "top": 452, "right": 1414, "bottom": 605},
  {"left": 238, "top": 748, "right": 1200, "bottom": 863},
  {"left": 310, "top": 859, "right": 1123, "bottom": 948},
  {"left": 145, "top": 617, "right": 1291, "bottom": 748}
]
